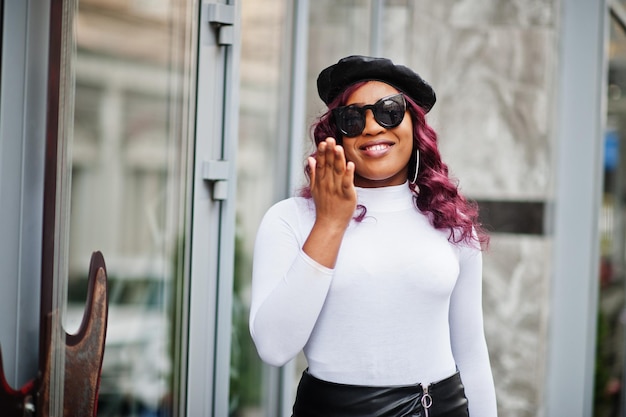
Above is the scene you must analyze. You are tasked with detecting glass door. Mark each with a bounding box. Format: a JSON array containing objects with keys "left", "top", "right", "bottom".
[
  {"left": 231, "top": 1, "right": 291, "bottom": 415},
  {"left": 65, "top": 1, "right": 196, "bottom": 415},
  {"left": 595, "top": 5, "right": 626, "bottom": 416}
]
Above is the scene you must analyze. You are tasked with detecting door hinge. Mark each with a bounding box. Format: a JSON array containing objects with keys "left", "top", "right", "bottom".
[
  {"left": 202, "top": 160, "right": 230, "bottom": 200},
  {"left": 204, "top": 3, "right": 235, "bottom": 46}
]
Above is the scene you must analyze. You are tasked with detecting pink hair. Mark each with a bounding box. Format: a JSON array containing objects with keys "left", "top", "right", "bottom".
[{"left": 301, "top": 82, "right": 489, "bottom": 248}]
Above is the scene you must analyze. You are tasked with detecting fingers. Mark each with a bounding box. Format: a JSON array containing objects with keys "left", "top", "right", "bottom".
[
  {"left": 307, "top": 156, "right": 317, "bottom": 188},
  {"left": 316, "top": 138, "right": 346, "bottom": 180},
  {"left": 316, "top": 138, "right": 340, "bottom": 179},
  {"left": 312, "top": 138, "right": 355, "bottom": 201},
  {"left": 343, "top": 161, "right": 355, "bottom": 191},
  {"left": 315, "top": 140, "right": 328, "bottom": 177},
  {"left": 332, "top": 143, "right": 347, "bottom": 175},
  {"left": 310, "top": 139, "right": 356, "bottom": 227}
]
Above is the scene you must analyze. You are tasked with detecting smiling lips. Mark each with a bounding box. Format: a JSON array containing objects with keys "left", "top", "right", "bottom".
[{"left": 360, "top": 141, "right": 395, "bottom": 157}]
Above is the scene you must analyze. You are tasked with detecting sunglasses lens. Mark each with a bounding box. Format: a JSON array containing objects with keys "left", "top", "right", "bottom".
[
  {"left": 335, "top": 107, "right": 365, "bottom": 137},
  {"left": 333, "top": 94, "right": 406, "bottom": 137},
  {"left": 374, "top": 95, "right": 405, "bottom": 128}
]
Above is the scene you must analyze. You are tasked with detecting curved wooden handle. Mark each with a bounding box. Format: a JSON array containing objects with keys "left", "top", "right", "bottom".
[{"left": 37, "top": 251, "right": 109, "bottom": 417}]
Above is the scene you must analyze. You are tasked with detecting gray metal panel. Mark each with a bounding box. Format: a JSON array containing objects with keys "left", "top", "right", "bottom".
[
  {"left": 186, "top": 0, "right": 239, "bottom": 415},
  {"left": 546, "top": 0, "right": 607, "bottom": 415},
  {"left": 0, "top": 0, "right": 48, "bottom": 388},
  {"left": 212, "top": 0, "right": 241, "bottom": 415}
]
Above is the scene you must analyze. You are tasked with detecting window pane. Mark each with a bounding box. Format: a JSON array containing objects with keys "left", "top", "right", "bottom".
[
  {"left": 594, "top": 15, "right": 626, "bottom": 417},
  {"left": 233, "top": 0, "right": 289, "bottom": 415},
  {"left": 65, "top": 1, "right": 194, "bottom": 416}
]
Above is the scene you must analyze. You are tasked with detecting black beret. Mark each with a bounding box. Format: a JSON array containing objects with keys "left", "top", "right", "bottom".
[{"left": 317, "top": 55, "right": 436, "bottom": 113}]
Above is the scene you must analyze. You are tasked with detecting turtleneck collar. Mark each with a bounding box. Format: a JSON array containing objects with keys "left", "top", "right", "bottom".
[{"left": 355, "top": 182, "right": 416, "bottom": 212}]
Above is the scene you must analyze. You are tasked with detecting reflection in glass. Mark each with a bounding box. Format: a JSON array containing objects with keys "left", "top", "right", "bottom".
[
  {"left": 233, "top": 0, "right": 289, "bottom": 415},
  {"left": 65, "top": 1, "right": 192, "bottom": 416},
  {"left": 595, "top": 15, "right": 626, "bottom": 417}
]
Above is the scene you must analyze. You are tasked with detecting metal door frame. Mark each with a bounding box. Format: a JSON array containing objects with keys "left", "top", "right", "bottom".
[{"left": 546, "top": 0, "right": 608, "bottom": 415}]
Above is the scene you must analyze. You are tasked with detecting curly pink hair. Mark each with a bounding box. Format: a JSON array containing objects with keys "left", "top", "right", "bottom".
[{"left": 301, "top": 81, "right": 489, "bottom": 248}]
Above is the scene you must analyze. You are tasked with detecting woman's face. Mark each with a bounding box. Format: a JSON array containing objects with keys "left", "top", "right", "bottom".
[{"left": 340, "top": 81, "right": 414, "bottom": 188}]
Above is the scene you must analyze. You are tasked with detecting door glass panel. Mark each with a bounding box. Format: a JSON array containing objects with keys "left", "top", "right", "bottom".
[
  {"left": 232, "top": 1, "right": 289, "bottom": 415},
  {"left": 595, "top": 14, "right": 626, "bottom": 417},
  {"left": 233, "top": 1, "right": 380, "bottom": 415},
  {"left": 64, "top": 1, "right": 194, "bottom": 416}
]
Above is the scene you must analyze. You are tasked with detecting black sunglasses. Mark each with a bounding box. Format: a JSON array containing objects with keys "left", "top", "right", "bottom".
[{"left": 332, "top": 93, "right": 407, "bottom": 137}]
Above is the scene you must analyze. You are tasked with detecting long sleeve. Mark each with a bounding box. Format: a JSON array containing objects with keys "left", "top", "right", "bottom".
[
  {"left": 249, "top": 198, "right": 333, "bottom": 366},
  {"left": 449, "top": 244, "right": 498, "bottom": 416}
]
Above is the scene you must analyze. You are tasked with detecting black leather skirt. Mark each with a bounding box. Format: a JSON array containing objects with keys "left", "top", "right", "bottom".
[{"left": 292, "top": 370, "right": 469, "bottom": 417}]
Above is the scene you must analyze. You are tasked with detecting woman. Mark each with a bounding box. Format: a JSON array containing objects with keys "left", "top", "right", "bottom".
[{"left": 249, "top": 55, "right": 497, "bottom": 416}]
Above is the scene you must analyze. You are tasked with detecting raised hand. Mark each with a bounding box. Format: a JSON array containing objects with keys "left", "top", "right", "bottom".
[{"left": 303, "top": 138, "right": 357, "bottom": 268}]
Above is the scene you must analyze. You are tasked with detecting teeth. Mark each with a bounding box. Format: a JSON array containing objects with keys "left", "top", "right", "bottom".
[{"left": 365, "top": 144, "right": 388, "bottom": 151}]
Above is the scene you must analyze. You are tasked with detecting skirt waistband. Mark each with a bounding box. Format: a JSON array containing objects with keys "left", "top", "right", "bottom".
[{"left": 292, "top": 370, "right": 469, "bottom": 417}]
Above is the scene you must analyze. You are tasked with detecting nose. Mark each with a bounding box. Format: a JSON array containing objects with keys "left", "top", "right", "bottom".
[{"left": 362, "top": 108, "right": 385, "bottom": 136}]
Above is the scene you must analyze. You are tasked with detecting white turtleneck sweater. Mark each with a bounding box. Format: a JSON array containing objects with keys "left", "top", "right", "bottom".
[{"left": 249, "top": 182, "right": 497, "bottom": 416}]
